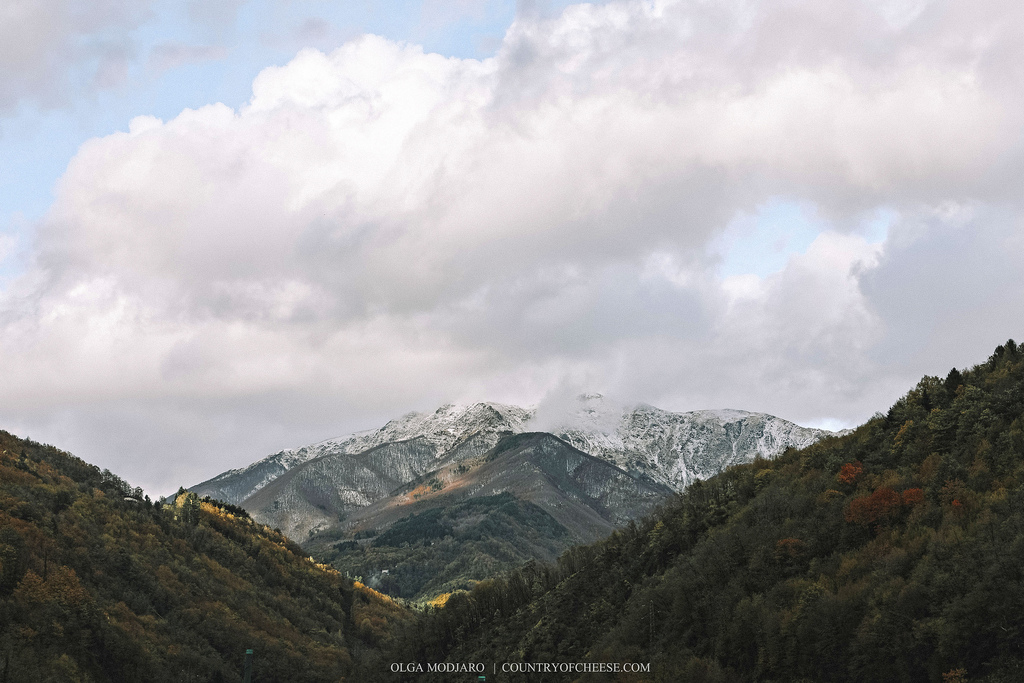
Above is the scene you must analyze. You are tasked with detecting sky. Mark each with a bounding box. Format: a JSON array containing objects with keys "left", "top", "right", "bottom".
[{"left": 1, "top": 0, "right": 1023, "bottom": 496}]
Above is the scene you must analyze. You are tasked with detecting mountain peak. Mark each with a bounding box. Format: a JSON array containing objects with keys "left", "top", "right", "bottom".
[{"left": 190, "top": 397, "right": 835, "bottom": 512}]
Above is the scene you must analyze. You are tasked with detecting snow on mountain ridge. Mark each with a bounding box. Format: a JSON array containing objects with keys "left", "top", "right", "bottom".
[
  {"left": 215, "top": 403, "right": 531, "bottom": 496},
  {"left": 280, "top": 401, "right": 532, "bottom": 466},
  {"left": 187, "top": 403, "right": 520, "bottom": 503},
  {"left": 536, "top": 398, "right": 832, "bottom": 490},
  {"left": 190, "top": 396, "right": 837, "bottom": 506}
]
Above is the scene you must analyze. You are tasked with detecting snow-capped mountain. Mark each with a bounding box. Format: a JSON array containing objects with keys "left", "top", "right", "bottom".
[
  {"left": 185, "top": 397, "right": 843, "bottom": 599},
  {"left": 545, "top": 395, "right": 831, "bottom": 490},
  {"left": 191, "top": 396, "right": 836, "bottom": 517},
  {"left": 191, "top": 402, "right": 531, "bottom": 505}
]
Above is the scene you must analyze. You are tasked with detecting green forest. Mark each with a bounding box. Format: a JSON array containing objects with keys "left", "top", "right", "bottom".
[
  {"left": 0, "top": 432, "right": 409, "bottom": 682},
  {"left": 381, "top": 340, "right": 1024, "bottom": 682}
]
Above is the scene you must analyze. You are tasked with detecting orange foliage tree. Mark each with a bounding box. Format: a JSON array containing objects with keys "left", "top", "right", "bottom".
[
  {"left": 844, "top": 486, "right": 902, "bottom": 526},
  {"left": 901, "top": 488, "right": 924, "bottom": 506},
  {"left": 837, "top": 461, "right": 864, "bottom": 485}
]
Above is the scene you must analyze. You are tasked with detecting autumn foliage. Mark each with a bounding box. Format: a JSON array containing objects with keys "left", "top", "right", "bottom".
[
  {"left": 837, "top": 461, "right": 863, "bottom": 485},
  {"left": 844, "top": 486, "right": 925, "bottom": 527},
  {"left": 901, "top": 487, "right": 924, "bottom": 506},
  {"left": 844, "top": 486, "right": 902, "bottom": 526},
  {"left": 0, "top": 430, "right": 409, "bottom": 681}
]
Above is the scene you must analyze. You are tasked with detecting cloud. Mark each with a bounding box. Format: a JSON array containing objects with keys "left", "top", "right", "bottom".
[
  {"left": 148, "top": 42, "right": 228, "bottom": 74},
  {"left": 420, "top": 0, "right": 490, "bottom": 27},
  {"left": 528, "top": 390, "right": 625, "bottom": 436},
  {"left": 0, "top": 0, "right": 154, "bottom": 111},
  {"left": 186, "top": 0, "right": 245, "bottom": 31},
  {"left": 862, "top": 204, "right": 1024, "bottom": 372},
  {"left": 294, "top": 18, "right": 334, "bottom": 44},
  {"left": 3, "top": 0, "right": 1024, "bottom": 493}
]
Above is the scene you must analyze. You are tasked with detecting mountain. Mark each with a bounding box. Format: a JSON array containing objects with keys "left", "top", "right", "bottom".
[
  {"left": 187, "top": 397, "right": 835, "bottom": 603},
  {"left": 191, "top": 397, "right": 834, "bottom": 541},
  {"left": 389, "top": 340, "right": 1024, "bottom": 683},
  {"left": 327, "top": 431, "right": 672, "bottom": 541},
  {"left": 191, "top": 402, "right": 531, "bottom": 508},
  {"left": 306, "top": 433, "right": 673, "bottom": 600},
  {"left": 0, "top": 430, "right": 406, "bottom": 682},
  {"left": 543, "top": 395, "right": 834, "bottom": 490}
]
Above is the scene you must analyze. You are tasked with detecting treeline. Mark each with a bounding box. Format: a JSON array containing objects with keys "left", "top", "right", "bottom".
[
  {"left": 0, "top": 431, "right": 410, "bottom": 682},
  {"left": 382, "top": 340, "right": 1024, "bottom": 682}
]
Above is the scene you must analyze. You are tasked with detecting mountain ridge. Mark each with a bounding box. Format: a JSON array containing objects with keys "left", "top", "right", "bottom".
[
  {"left": 192, "top": 402, "right": 531, "bottom": 506},
  {"left": 191, "top": 397, "right": 836, "bottom": 513}
]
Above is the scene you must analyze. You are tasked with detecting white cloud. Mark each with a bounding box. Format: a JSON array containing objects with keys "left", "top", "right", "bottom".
[{"left": 3, "top": 0, "right": 1024, "bottom": 492}]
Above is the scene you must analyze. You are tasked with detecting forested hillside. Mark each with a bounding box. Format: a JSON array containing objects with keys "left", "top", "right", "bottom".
[
  {"left": 0, "top": 432, "right": 407, "bottom": 682},
  {"left": 390, "top": 341, "right": 1024, "bottom": 682}
]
